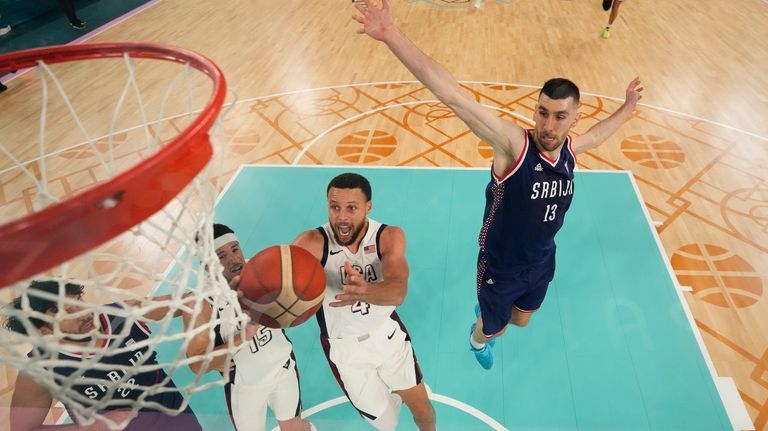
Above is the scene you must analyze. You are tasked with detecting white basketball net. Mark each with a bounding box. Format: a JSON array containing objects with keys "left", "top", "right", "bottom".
[{"left": 0, "top": 48, "right": 248, "bottom": 429}]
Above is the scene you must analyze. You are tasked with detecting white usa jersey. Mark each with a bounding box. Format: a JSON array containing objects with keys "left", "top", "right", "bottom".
[
  {"left": 215, "top": 303, "right": 294, "bottom": 385},
  {"left": 316, "top": 219, "right": 394, "bottom": 339}
]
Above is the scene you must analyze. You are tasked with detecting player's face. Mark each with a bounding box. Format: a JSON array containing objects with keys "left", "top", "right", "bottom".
[
  {"left": 533, "top": 95, "right": 579, "bottom": 153},
  {"left": 327, "top": 187, "right": 371, "bottom": 247},
  {"left": 216, "top": 241, "right": 245, "bottom": 283},
  {"left": 44, "top": 294, "right": 97, "bottom": 339}
]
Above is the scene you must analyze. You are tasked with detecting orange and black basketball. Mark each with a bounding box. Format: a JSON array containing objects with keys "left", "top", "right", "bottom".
[{"left": 239, "top": 245, "right": 326, "bottom": 328}]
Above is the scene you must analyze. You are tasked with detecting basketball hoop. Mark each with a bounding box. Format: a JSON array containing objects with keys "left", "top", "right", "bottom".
[
  {"left": 0, "top": 43, "right": 225, "bottom": 287},
  {"left": 0, "top": 43, "right": 247, "bottom": 429}
]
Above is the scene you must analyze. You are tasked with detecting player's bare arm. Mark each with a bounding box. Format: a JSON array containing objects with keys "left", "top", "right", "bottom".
[
  {"left": 184, "top": 277, "right": 257, "bottom": 374},
  {"left": 571, "top": 77, "right": 643, "bottom": 154},
  {"left": 10, "top": 374, "right": 51, "bottom": 431},
  {"left": 292, "top": 229, "right": 326, "bottom": 263},
  {"left": 331, "top": 226, "right": 408, "bottom": 307},
  {"left": 10, "top": 374, "right": 132, "bottom": 431},
  {"left": 124, "top": 293, "right": 195, "bottom": 322},
  {"left": 353, "top": 0, "right": 524, "bottom": 173}
]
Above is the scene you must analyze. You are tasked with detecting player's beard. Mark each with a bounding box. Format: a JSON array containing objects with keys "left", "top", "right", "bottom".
[
  {"left": 62, "top": 317, "right": 98, "bottom": 343},
  {"left": 332, "top": 219, "right": 367, "bottom": 246},
  {"left": 535, "top": 130, "right": 565, "bottom": 153}
]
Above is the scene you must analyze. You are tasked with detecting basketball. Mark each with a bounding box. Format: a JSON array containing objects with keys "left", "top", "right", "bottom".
[{"left": 238, "top": 245, "right": 326, "bottom": 328}]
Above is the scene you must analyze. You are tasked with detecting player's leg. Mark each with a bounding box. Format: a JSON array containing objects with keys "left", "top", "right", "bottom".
[
  {"left": 470, "top": 256, "right": 496, "bottom": 369},
  {"left": 508, "top": 306, "right": 535, "bottom": 327},
  {"left": 609, "top": 0, "right": 624, "bottom": 25},
  {"left": 270, "top": 360, "right": 314, "bottom": 431},
  {"left": 509, "top": 254, "right": 555, "bottom": 327},
  {"left": 380, "top": 315, "right": 435, "bottom": 430},
  {"left": 394, "top": 383, "right": 435, "bottom": 431},
  {"left": 603, "top": 0, "right": 625, "bottom": 38},
  {"left": 230, "top": 382, "right": 269, "bottom": 431},
  {"left": 322, "top": 335, "right": 396, "bottom": 430}
]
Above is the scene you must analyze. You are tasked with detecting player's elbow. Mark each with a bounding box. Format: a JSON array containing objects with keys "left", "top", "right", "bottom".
[{"left": 392, "top": 284, "right": 407, "bottom": 306}]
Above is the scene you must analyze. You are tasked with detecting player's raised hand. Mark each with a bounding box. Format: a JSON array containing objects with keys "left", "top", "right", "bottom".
[
  {"left": 352, "top": 0, "right": 395, "bottom": 41},
  {"left": 624, "top": 77, "right": 643, "bottom": 108},
  {"left": 330, "top": 260, "right": 368, "bottom": 307}
]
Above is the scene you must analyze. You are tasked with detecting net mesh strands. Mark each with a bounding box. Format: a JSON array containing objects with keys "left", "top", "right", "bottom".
[{"left": 0, "top": 43, "right": 248, "bottom": 429}]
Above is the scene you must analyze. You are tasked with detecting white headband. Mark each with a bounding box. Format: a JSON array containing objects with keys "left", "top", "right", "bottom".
[{"left": 214, "top": 233, "right": 238, "bottom": 250}]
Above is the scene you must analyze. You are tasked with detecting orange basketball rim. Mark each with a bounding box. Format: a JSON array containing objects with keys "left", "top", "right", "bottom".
[{"left": 0, "top": 43, "right": 226, "bottom": 288}]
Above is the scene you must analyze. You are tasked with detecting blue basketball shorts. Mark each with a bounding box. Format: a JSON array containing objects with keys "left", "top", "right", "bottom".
[{"left": 476, "top": 251, "right": 556, "bottom": 336}]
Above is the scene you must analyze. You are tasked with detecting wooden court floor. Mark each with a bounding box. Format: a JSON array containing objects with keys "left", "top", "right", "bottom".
[{"left": 0, "top": 0, "right": 767, "bottom": 429}]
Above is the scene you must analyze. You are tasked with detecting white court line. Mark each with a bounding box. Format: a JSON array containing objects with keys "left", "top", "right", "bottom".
[
  {"left": 290, "top": 101, "right": 530, "bottom": 165},
  {"left": 626, "top": 172, "right": 750, "bottom": 431},
  {"left": 270, "top": 392, "right": 509, "bottom": 431},
  {"left": 232, "top": 80, "right": 767, "bottom": 143}
]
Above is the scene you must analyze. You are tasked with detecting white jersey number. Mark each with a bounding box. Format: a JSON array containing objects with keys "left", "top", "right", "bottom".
[
  {"left": 247, "top": 326, "right": 274, "bottom": 354},
  {"left": 543, "top": 204, "right": 558, "bottom": 222},
  {"left": 351, "top": 301, "right": 371, "bottom": 315}
]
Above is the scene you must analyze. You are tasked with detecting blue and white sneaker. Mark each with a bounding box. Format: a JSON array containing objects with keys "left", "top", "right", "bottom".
[{"left": 469, "top": 322, "right": 494, "bottom": 369}]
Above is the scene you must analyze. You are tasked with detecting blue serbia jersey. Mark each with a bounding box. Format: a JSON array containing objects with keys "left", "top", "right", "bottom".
[
  {"left": 46, "top": 304, "right": 186, "bottom": 415},
  {"left": 479, "top": 130, "right": 576, "bottom": 274}
]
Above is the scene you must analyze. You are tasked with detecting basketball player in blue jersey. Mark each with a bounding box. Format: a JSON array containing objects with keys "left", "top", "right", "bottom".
[
  {"left": 292, "top": 173, "right": 436, "bottom": 431},
  {"left": 5, "top": 280, "right": 202, "bottom": 430},
  {"left": 184, "top": 223, "right": 314, "bottom": 431},
  {"left": 353, "top": 0, "right": 643, "bottom": 369}
]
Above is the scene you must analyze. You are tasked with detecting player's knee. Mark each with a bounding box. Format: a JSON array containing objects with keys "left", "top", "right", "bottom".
[
  {"left": 509, "top": 313, "right": 532, "bottom": 327},
  {"left": 510, "top": 318, "right": 530, "bottom": 327},
  {"left": 411, "top": 401, "right": 436, "bottom": 425}
]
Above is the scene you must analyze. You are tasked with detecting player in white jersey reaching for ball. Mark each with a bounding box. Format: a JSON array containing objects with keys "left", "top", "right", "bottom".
[
  {"left": 185, "top": 223, "right": 314, "bottom": 431},
  {"left": 292, "top": 173, "right": 436, "bottom": 431}
]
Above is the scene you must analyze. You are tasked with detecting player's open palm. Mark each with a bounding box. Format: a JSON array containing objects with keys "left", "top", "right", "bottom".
[
  {"left": 352, "top": 0, "right": 394, "bottom": 41},
  {"left": 625, "top": 77, "right": 644, "bottom": 108}
]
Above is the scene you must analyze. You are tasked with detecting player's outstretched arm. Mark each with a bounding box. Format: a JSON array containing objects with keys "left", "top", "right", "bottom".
[
  {"left": 184, "top": 277, "right": 258, "bottom": 375},
  {"left": 353, "top": 0, "right": 524, "bottom": 170},
  {"left": 123, "top": 293, "right": 195, "bottom": 322},
  {"left": 292, "top": 229, "right": 325, "bottom": 263},
  {"left": 331, "top": 226, "right": 408, "bottom": 307},
  {"left": 10, "top": 374, "right": 51, "bottom": 431},
  {"left": 571, "top": 77, "right": 643, "bottom": 154}
]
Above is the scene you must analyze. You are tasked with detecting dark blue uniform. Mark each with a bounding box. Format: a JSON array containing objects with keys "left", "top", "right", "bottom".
[
  {"left": 44, "top": 304, "right": 201, "bottom": 431},
  {"left": 477, "top": 130, "right": 576, "bottom": 335}
]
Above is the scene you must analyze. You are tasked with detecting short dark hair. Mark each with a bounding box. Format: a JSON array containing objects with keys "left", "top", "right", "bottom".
[
  {"left": 195, "top": 223, "right": 235, "bottom": 245},
  {"left": 539, "top": 78, "right": 580, "bottom": 104},
  {"left": 327, "top": 173, "right": 372, "bottom": 201},
  {"left": 213, "top": 223, "right": 235, "bottom": 239},
  {"left": 5, "top": 280, "right": 85, "bottom": 334}
]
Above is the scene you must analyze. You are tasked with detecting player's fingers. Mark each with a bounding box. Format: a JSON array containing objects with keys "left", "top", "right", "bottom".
[
  {"left": 229, "top": 275, "right": 240, "bottom": 290},
  {"left": 329, "top": 299, "right": 354, "bottom": 308},
  {"left": 352, "top": 14, "right": 364, "bottom": 23},
  {"left": 342, "top": 284, "right": 363, "bottom": 295}
]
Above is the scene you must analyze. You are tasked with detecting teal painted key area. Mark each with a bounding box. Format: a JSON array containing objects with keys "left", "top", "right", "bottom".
[{"left": 175, "top": 165, "right": 731, "bottom": 431}]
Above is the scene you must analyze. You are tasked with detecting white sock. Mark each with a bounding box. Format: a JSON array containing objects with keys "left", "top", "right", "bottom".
[{"left": 470, "top": 335, "right": 485, "bottom": 350}]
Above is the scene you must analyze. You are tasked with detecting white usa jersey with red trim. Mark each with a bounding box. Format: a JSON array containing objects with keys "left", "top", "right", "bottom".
[{"left": 316, "top": 219, "right": 393, "bottom": 339}]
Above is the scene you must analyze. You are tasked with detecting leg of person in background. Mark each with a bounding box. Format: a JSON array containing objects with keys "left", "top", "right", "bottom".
[
  {"left": 57, "top": 0, "right": 86, "bottom": 29},
  {"left": 602, "top": 0, "right": 624, "bottom": 39}
]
